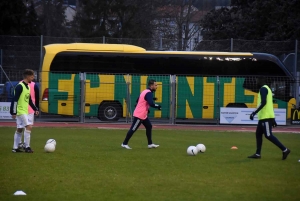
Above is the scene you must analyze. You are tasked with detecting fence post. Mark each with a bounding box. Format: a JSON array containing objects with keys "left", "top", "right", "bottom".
[
  {"left": 159, "top": 37, "right": 163, "bottom": 50},
  {"left": 294, "top": 40, "right": 299, "bottom": 108},
  {"left": 0, "top": 49, "right": 2, "bottom": 83},
  {"left": 230, "top": 38, "right": 233, "bottom": 52},
  {"left": 103, "top": 36, "right": 105, "bottom": 44},
  {"left": 40, "top": 35, "right": 43, "bottom": 70},
  {"left": 125, "top": 74, "right": 132, "bottom": 123},
  {"left": 169, "top": 75, "right": 172, "bottom": 124},
  {"left": 37, "top": 35, "right": 43, "bottom": 119},
  {"left": 296, "top": 72, "right": 300, "bottom": 108},
  {"left": 216, "top": 76, "right": 220, "bottom": 124},
  {"left": 79, "top": 72, "right": 86, "bottom": 123},
  {"left": 169, "top": 75, "right": 176, "bottom": 124},
  {"left": 294, "top": 40, "right": 298, "bottom": 78}
]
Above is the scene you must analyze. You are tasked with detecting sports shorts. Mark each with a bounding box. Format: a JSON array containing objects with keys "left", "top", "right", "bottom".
[
  {"left": 16, "top": 114, "right": 32, "bottom": 128},
  {"left": 28, "top": 113, "right": 34, "bottom": 125}
]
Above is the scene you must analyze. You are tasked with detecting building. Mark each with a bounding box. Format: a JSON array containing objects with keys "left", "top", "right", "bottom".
[
  {"left": 24, "top": 0, "right": 76, "bottom": 24},
  {"left": 153, "top": 5, "right": 207, "bottom": 51}
]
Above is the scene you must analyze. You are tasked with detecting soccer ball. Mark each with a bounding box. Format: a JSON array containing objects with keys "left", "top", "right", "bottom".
[
  {"left": 46, "top": 139, "right": 56, "bottom": 146},
  {"left": 196, "top": 144, "right": 206, "bottom": 153},
  {"left": 18, "top": 142, "right": 25, "bottom": 150},
  {"left": 44, "top": 143, "right": 55, "bottom": 153},
  {"left": 187, "top": 146, "right": 198, "bottom": 156}
]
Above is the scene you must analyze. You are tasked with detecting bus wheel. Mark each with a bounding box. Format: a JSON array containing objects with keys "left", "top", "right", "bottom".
[{"left": 98, "top": 102, "right": 121, "bottom": 121}]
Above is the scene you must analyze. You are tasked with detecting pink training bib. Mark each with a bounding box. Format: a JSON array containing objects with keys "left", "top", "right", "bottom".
[
  {"left": 20, "top": 80, "right": 36, "bottom": 114},
  {"left": 133, "top": 89, "right": 151, "bottom": 120},
  {"left": 28, "top": 81, "right": 36, "bottom": 114}
]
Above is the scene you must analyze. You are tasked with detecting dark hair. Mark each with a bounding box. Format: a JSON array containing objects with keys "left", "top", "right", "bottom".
[
  {"left": 23, "top": 69, "right": 34, "bottom": 78},
  {"left": 148, "top": 79, "right": 156, "bottom": 87}
]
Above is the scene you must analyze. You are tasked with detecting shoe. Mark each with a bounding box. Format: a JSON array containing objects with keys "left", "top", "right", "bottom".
[
  {"left": 25, "top": 147, "right": 34, "bottom": 153},
  {"left": 148, "top": 144, "right": 159, "bottom": 149},
  {"left": 18, "top": 143, "right": 25, "bottom": 150},
  {"left": 12, "top": 148, "right": 23, "bottom": 153},
  {"left": 121, "top": 144, "right": 132, "bottom": 150},
  {"left": 282, "top": 149, "right": 291, "bottom": 160},
  {"left": 248, "top": 154, "right": 261, "bottom": 159}
]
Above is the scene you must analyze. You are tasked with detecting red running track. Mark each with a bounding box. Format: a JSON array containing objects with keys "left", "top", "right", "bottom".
[{"left": 0, "top": 122, "right": 299, "bottom": 133}]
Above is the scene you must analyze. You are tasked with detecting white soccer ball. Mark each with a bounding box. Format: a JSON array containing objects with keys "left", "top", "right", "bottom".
[
  {"left": 187, "top": 146, "right": 198, "bottom": 156},
  {"left": 46, "top": 139, "right": 56, "bottom": 146},
  {"left": 44, "top": 143, "right": 55, "bottom": 153},
  {"left": 196, "top": 144, "right": 206, "bottom": 153}
]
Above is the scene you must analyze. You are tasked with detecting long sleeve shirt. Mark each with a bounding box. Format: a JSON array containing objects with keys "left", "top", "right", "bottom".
[
  {"left": 136, "top": 88, "right": 159, "bottom": 109},
  {"left": 253, "top": 87, "right": 268, "bottom": 115}
]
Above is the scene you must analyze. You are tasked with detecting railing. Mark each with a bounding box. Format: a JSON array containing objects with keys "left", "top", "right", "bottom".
[
  {"left": 1, "top": 70, "right": 299, "bottom": 124},
  {"left": 0, "top": 35, "right": 299, "bottom": 77}
]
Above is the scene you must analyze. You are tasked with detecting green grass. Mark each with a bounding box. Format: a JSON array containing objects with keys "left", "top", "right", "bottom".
[{"left": 0, "top": 127, "right": 299, "bottom": 201}]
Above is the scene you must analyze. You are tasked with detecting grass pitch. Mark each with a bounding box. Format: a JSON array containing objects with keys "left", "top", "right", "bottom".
[{"left": 0, "top": 127, "right": 299, "bottom": 201}]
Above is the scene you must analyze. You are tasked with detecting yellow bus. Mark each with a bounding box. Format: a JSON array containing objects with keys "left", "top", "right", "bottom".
[{"left": 40, "top": 43, "right": 296, "bottom": 121}]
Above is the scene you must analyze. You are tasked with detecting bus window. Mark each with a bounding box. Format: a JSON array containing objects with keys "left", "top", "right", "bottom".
[
  {"left": 270, "top": 79, "right": 291, "bottom": 101},
  {"left": 50, "top": 52, "right": 288, "bottom": 77}
]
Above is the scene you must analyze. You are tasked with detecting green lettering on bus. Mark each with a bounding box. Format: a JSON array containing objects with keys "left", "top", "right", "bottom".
[
  {"left": 177, "top": 76, "right": 203, "bottom": 119},
  {"left": 207, "top": 77, "right": 232, "bottom": 118},
  {"left": 146, "top": 75, "right": 170, "bottom": 118},
  {"left": 114, "top": 75, "right": 170, "bottom": 118},
  {"left": 84, "top": 74, "right": 100, "bottom": 116},
  {"left": 73, "top": 74, "right": 81, "bottom": 115},
  {"left": 48, "top": 73, "right": 290, "bottom": 119},
  {"left": 114, "top": 75, "right": 127, "bottom": 113},
  {"left": 48, "top": 73, "right": 72, "bottom": 114},
  {"left": 130, "top": 75, "right": 142, "bottom": 115},
  {"left": 235, "top": 78, "right": 255, "bottom": 104}
]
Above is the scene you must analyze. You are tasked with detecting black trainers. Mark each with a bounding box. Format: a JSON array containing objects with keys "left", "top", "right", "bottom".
[
  {"left": 25, "top": 147, "right": 34, "bottom": 153},
  {"left": 248, "top": 154, "right": 261, "bottom": 159},
  {"left": 282, "top": 149, "right": 290, "bottom": 160},
  {"left": 12, "top": 148, "right": 23, "bottom": 153}
]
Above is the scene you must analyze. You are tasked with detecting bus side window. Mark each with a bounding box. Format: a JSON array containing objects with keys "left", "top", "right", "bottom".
[{"left": 271, "top": 79, "right": 289, "bottom": 101}]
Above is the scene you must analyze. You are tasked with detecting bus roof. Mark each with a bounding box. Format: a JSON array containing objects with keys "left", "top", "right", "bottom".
[
  {"left": 44, "top": 43, "right": 147, "bottom": 53},
  {"left": 44, "top": 43, "right": 253, "bottom": 56},
  {"left": 144, "top": 51, "right": 252, "bottom": 56}
]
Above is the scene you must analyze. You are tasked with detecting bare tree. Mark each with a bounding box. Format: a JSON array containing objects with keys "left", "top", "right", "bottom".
[
  {"left": 72, "top": 0, "right": 112, "bottom": 37},
  {"left": 40, "top": 0, "right": 67, "bottom": 37},
  {"left": 153, "top": 0, "right": 203, "bottom": 50},
  {"left": 73, "top": 0, "right": 155, "bottom": 39}
]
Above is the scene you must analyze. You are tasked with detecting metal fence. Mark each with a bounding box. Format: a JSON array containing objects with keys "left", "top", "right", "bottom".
[
  {"left": 0, "top": 35, "right": 299, "bottom": 80},
  {"left": 0, "top": 35, "right": 299, "bottom": 124},
  {"left": 1, "top": 70, "right": 299, "bottom": 124}
]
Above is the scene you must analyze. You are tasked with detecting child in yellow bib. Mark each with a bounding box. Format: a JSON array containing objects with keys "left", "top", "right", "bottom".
[{"left": 10, "top": 69, "right": 39, "bottom": 153}]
